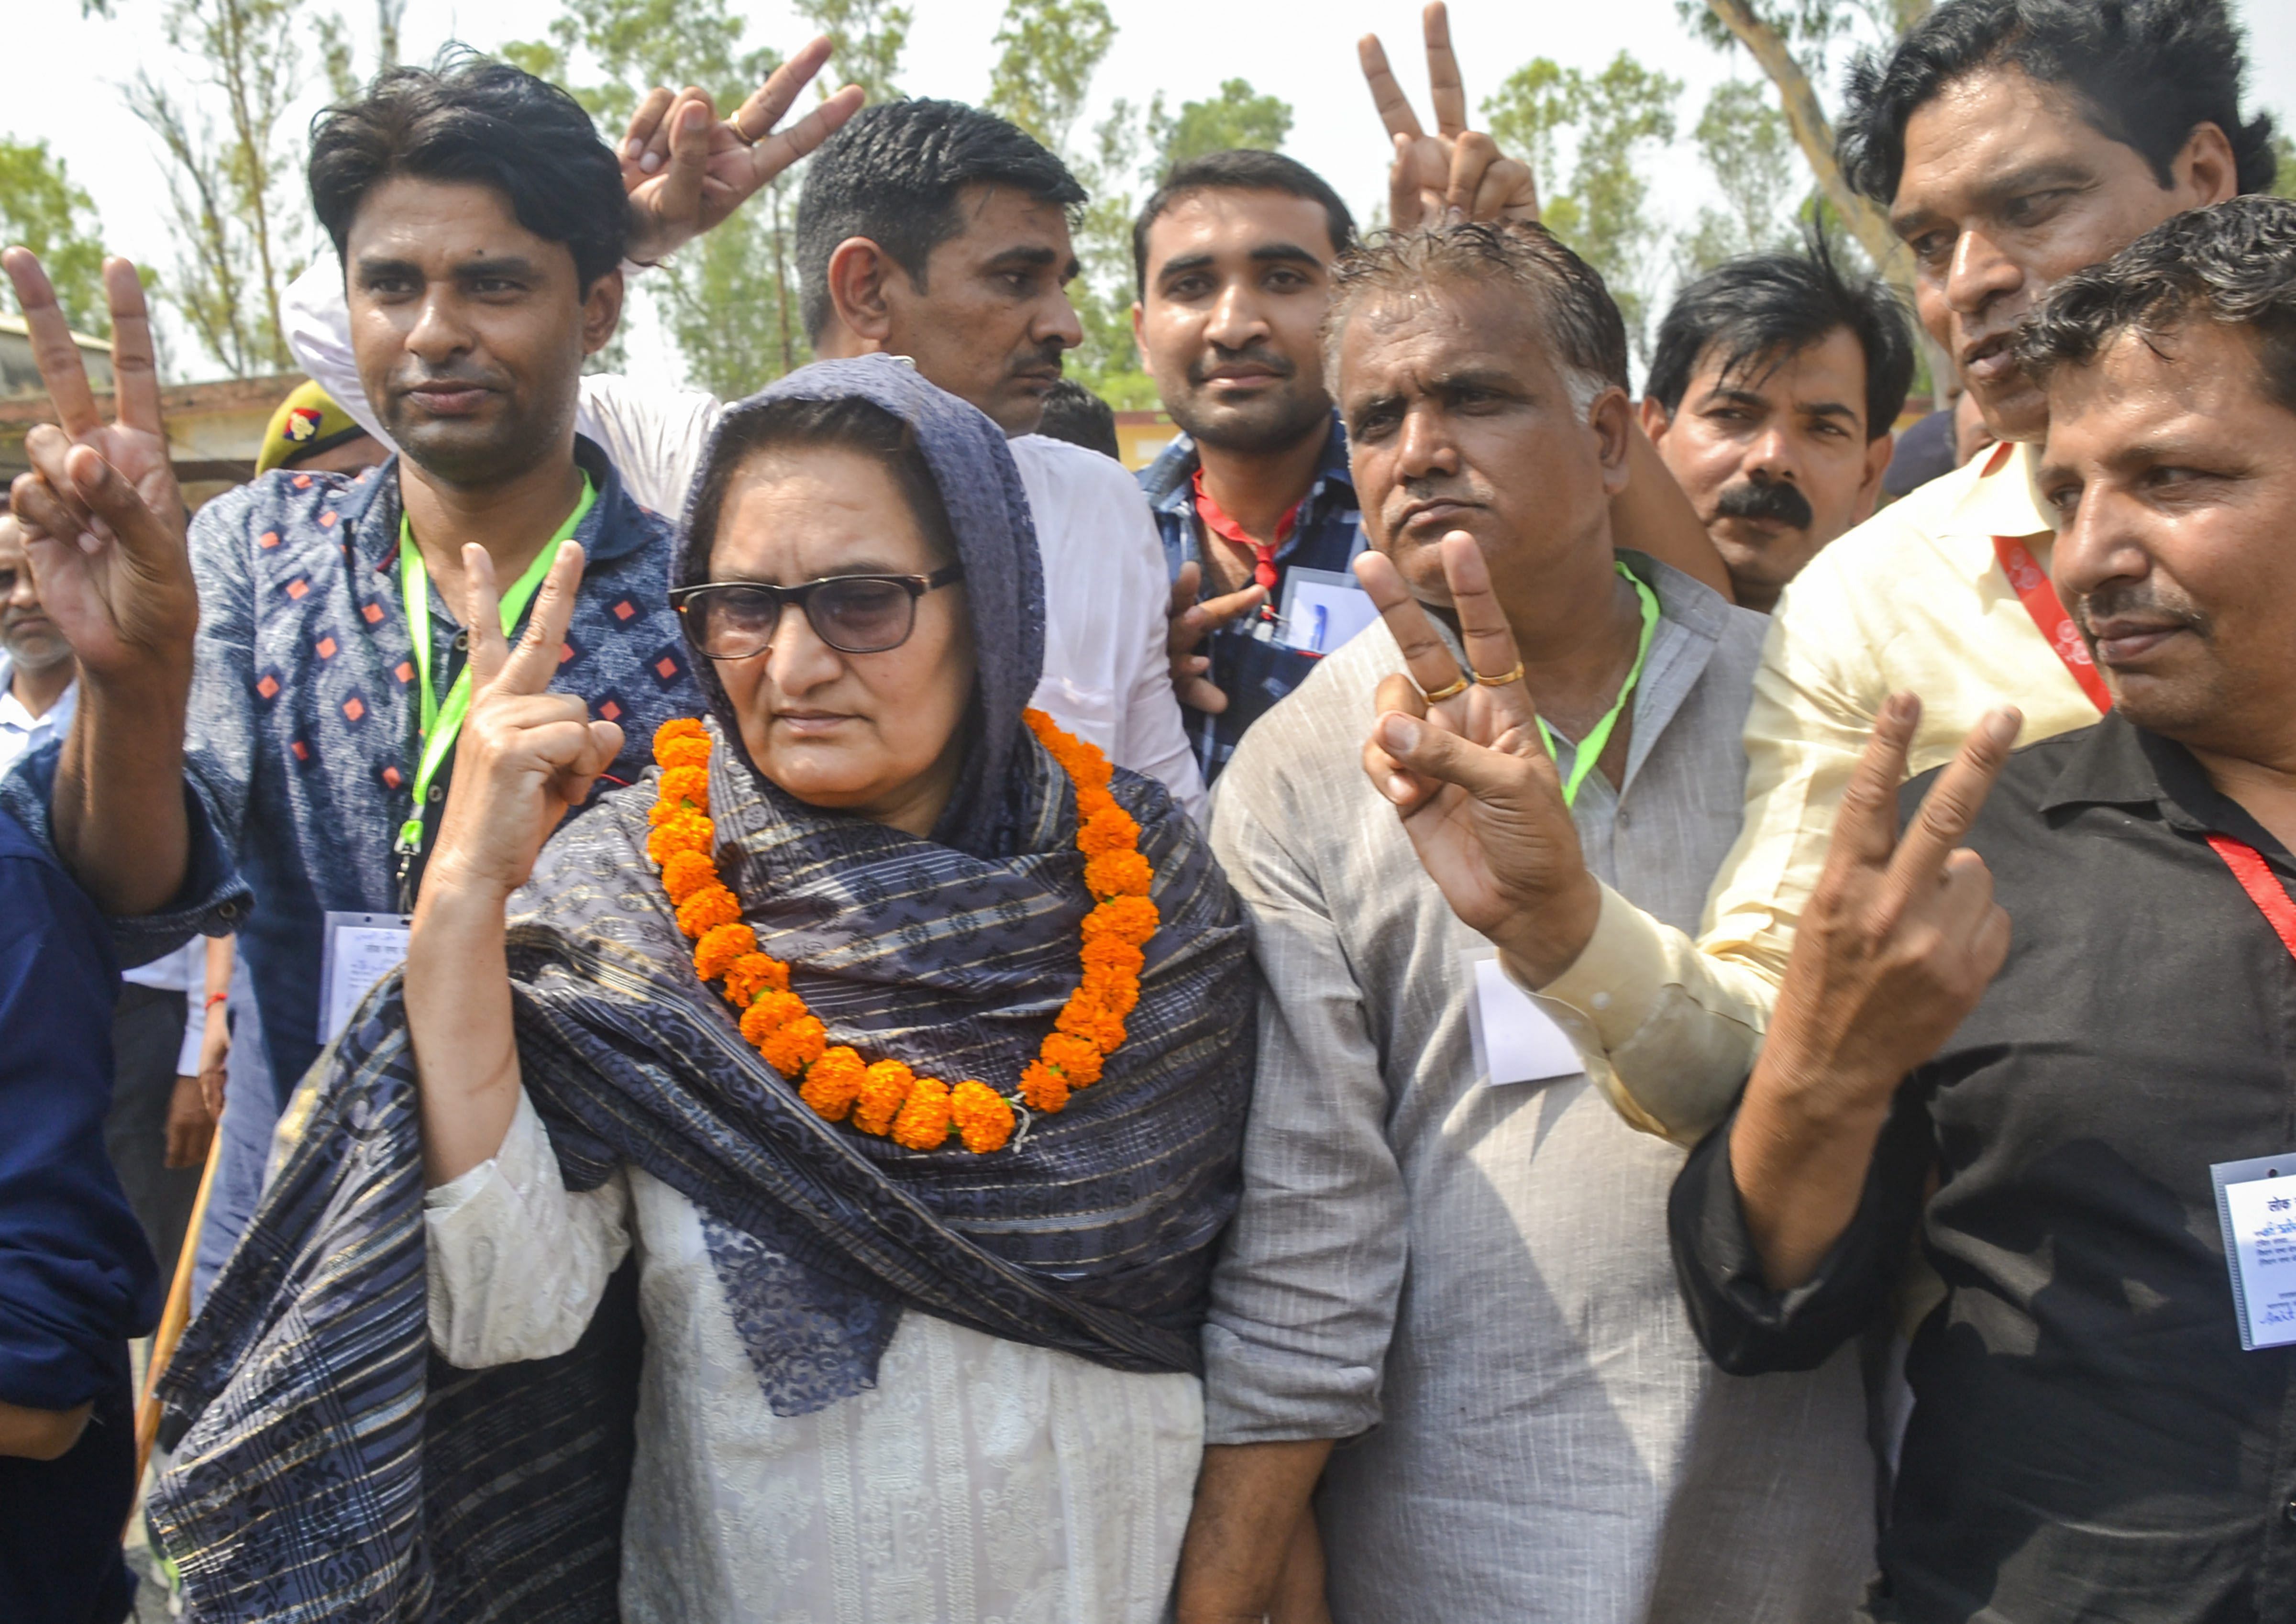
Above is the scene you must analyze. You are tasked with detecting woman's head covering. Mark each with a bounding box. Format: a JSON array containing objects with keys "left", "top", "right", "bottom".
[{"left": 673, "top": 356, "right": 1047, "bottom": 855}]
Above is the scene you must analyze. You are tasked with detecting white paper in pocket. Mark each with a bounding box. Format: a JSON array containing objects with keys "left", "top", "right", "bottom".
[{"left": 1460, "top": 950, "right": 1585, "bottom": 1087}]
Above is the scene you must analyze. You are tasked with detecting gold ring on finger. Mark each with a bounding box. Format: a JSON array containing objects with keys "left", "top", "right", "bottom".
[
  {"left": 1420, "top": 673, "right": 1472, "bottom": 703},
  {"left": 1473, "top": 662, "right": 1524, "bottom": 687}
]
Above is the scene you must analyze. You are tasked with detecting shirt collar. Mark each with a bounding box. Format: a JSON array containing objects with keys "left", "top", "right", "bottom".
[
  {"left": 2037, "top": 708, "right": 2292, "bottom": 857},
  {"left": 1946, "top": 438, "right": 2053, "bottom": 542},
  {"left": 342, "top": 434, "right": 655, "bottom": 575},
  {"left": 0, "top": 660, "right": 76, "bottom": 734}
]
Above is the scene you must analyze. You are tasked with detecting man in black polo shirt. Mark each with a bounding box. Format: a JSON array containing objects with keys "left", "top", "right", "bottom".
[{"left": 1670, "top": 194, "right": 2296, "bottom": 1622}]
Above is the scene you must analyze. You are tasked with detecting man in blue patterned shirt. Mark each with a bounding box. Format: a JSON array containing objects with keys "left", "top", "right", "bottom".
[{"left": 2, "top": 49, "right": 853, "bottom": 1291}]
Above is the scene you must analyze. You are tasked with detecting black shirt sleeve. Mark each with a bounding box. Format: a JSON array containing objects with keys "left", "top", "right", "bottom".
[{"left": 1667, "top": 1082, "right": 1933, "bottom": 1375}]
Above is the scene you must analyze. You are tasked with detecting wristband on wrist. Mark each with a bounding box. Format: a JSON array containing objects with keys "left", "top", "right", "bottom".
[{"left": 204, "top": 991, "right": 230, "bottom": 1011}]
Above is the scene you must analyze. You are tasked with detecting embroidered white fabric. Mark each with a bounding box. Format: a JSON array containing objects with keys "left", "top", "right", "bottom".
[{"left": 425, "top": 1092, "right": 1203, "bottom": 1623}]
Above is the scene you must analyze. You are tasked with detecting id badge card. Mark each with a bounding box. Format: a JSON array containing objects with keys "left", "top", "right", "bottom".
[
  {"left": 2210, "top": 1153, "right": 2296, "bottom": 1350},
  {"left": 318, "top": 910, "right": 414, "bottom": 1044},
  {"left": 1275, "top": 566, "right": 1379, "bottom": 656},
  {"left": 1459, "top": 949, "right": 1584, "bottom": 1088}
]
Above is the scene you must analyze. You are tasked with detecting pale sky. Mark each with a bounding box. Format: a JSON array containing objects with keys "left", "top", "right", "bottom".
[{"left": 11, "top": 0, "right": 2296, "bottom": 383}]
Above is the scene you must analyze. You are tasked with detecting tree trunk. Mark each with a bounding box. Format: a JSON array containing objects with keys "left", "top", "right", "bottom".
[{"left": 1699, "top": 0, "right": 1901, "bottom": 278}]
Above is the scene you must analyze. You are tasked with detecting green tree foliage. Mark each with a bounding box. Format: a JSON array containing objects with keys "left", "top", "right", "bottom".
[
  {"left": 1484, "top": 52, "right": 1681, "bottom": 362},
  {"left": 128, "top": 0, "right": 311, "bottom": 377},
  {"left": 2271, "top": 131, "right": 2296, "bottom": 201},
  {"left": 1152, "top": 78, "right": 1292, "bottom": 174},
  {"left": 0, "top": 139, "right": 111, "bottom": 338},
  {"left": 792, "top": 0, "right": 909, "bottom": 104},
  {"left": 1682, "top": 78, "right": 1801, "bottom": 271},
  {"left": 984, "top": 0, "right": 1115, "bottom": 158}
]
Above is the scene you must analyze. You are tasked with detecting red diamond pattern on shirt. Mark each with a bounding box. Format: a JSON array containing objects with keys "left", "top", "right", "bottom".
[
  {"left": 259, "top": 530, "right": 281, "bottom": 550},
  {"left": 256, "top": 674, "right": 281, "bottom": 701},
  {"left": 286, "top": 578, "right": 309, "bottom": 600},
  {"left": 316, "top": 637, "right": 337, "bottom": 660},
  {"left": 342, "top": 696, "right": 365, "bottom": 724},
  {"left": 613, "top": 600, "right": 636, "bottom": 621},
  {"left": 362, "top": 603, "right": 384, "bottom": 625}
]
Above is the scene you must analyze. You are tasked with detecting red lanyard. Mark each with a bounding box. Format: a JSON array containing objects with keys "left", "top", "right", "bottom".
[
  {"left": 1192, "top": 468, "right": 1300, "bottom": 603},
  {"left": 2207, "top": 834, "right": 2296, "bottom": 965},
  {"left": 1982, "top": 444, "right": 2114, "bottom": 715}
]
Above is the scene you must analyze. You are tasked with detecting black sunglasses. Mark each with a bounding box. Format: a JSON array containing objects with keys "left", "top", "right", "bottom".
[{"left": 671, "top": 564, "right": 965, "bottom": 659}]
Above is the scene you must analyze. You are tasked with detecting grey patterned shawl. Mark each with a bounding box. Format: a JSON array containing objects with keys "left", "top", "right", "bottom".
[{"left": 145, "top": 360, "right": 1256, "bottom": 1620}]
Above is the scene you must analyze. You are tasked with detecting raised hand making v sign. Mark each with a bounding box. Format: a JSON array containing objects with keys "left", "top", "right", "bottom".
[
  {"left": 1358, "top": 2, "right": 1541, "bottom": 233},
  {"left": 4, "top": 249, "right": 197, "bottom": 917},
  {"left": 405, "top": 541, "right": 621, "bottom": 1186}
]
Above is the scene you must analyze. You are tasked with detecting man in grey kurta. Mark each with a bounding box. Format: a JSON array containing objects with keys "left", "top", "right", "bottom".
[{"left": 1174, "top": 223, "right": 1874, "bottom": 1623}]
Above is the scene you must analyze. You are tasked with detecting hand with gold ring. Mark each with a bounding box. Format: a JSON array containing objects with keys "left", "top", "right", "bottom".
[
  {"left": 1355, "top": 533, "right": 1603, "bottom": 985},
  {"left": 619, "top": 37, "right": 866, "bottom": 265}
]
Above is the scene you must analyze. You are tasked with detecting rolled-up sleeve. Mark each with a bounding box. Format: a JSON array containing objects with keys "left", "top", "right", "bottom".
[
  {"left": 1201, "top": 775, "right": 1402, "bottom": 1445},
  {"left": 1668, "top": 1087, "right": 1932, "bottom": 1377},
  {"left": 424, "top": 1088, "right": 632, "bottom": 1369}
]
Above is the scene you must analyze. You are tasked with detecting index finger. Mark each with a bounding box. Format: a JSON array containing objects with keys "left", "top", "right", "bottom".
[
  {"left": 3, "top": 248, "right": 100, "bottom": 437},
  {"left": 752, "top": 83, "right": 865, "bottom": 187},
  {"left": 462, "top": 544, "right": 512, "bottom": 691},
  {"left": 1421, "top": 1, "right": 1468, "bottom": 137},
  {"left": 1821, "top": 692, "right": 1922, "bottom": 876},
  {"left": 495, "top": 541, "right": 589, "bottom": 697},
  {"left": 1354, "top": 548, "right": 1468, "bottom": 702},
  {"left": 103, "top": 258, "right": 163, "bottom": 435},
  {"left": 1884, "top": 706, "right": 2021, "bottom": 904},
  {"left": 1358, "top": 34, "right": 1424, "bottom": 140}
]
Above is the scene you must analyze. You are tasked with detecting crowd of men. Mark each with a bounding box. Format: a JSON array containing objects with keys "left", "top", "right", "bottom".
[{"left": 3, "top": 0, "right": 2295, "bottom": 1618}]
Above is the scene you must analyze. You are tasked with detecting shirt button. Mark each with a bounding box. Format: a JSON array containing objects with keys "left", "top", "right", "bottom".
[
  {"left": 428, "top": 785, "right": 444, "bottom": 802},
  {"left": 2284, "top": 1499, "right": 2296, "bottom": 1527},
  {"left": 1591, "top": 991, "right": 1612, "bottom": 1011},
  {"left": 452, "top": 631, "right": 469, "bottom": 652}
]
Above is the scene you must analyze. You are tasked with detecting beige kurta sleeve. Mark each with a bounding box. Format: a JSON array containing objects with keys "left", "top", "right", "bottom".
[{"left": 1531, "top": 520, "right": 1895, "bottom": 1145}]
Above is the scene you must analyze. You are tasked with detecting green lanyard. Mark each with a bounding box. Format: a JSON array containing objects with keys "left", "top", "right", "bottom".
[
  {"left": 1535, "top": 562, "right": 1661, "bottom": 808},
  {"left": 393, "top": 474, "right": 596, "bottom": 859}
]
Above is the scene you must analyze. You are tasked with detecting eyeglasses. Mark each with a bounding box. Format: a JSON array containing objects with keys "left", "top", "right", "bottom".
[{"left": 671, "top": 564, "right": 966, "bottom": 659}]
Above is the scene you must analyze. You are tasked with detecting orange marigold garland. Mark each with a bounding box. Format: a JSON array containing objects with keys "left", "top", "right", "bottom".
[{"left": 643, "top": 711, "right": 1156, "bottom": 1154}]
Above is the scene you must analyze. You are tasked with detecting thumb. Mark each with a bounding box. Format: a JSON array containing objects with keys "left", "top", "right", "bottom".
[
  {"left": 64, "top": 443, "right": 181, "bottom": 567},
  {"left": 1375, "top": 709, "right": 1536, "bottom": 806}
]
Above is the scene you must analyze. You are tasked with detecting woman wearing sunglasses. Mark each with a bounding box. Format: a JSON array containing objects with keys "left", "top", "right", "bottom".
[{"left": 148, "top": 359, "right": 1255, "bottom": 1623}]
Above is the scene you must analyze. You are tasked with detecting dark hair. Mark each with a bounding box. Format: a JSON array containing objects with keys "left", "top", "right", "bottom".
[
  {"left": 793, "top": 99, "right": 1087, "bottom": 345},
  {"left": 309, "top": 51, "right": 628, "bottom": 287},
  {"left": 1646, "top": 232, "right": 1917, "bottom": 440},
  {"left": 1131, "top": 148, "right": 1357, "bottom": 296},
  {"left": 1325, "top": 221, "right": 1629, "bottom": 406},
  {"left": 2015, "top": 195, "right": 2296, "bottom": 415},
  {"left": 682, "top": 396, "right": 960, "bottom": 585},
  {"left": 1838, "top": 0, "right": 2277, "bottom": 206},
  {"left": 1033, "top": 378, "right": 1121, "bottom": 460}
]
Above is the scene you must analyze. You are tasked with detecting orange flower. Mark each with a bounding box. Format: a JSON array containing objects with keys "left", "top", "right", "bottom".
[
  {"left": 722, "top": 953, "right": 790, "bottom": 1005},
  {"left": 693, "top": 923, "right": 757, "bottom": 982},
  {"left": 1083, "top": 849, "right": 1153, "bottom": 899},
  {"left": 676, "top": 883, "right": 741, "bottom": 939},
  {"left": 739, "top": 990, "right": 806, "bottom": 1046},
  {"left": 1081, "top": 896, "right": 1159, "bottom": 948},
  {"left": 646, "top": 812, "right": 714, "bottom": 864},
  {"left": 1080, "top": 936, "right": 1145, "bottom": 979},
  {"left": 892, "top": 1076, "right": 953, "bottom": 1150},
  {"left": 1019, "top": 1060, "right": 1070, "bottom": 1114},
  {"left": 660, "top": 849, "right": 717, "bottom": 905},
  {"left": 648, "top": 797, "right": 681, "bottom": 827},
  {"left": 656, "top": 734, "right": 711, "bottom": 770},
  {"left": 658, "top": 764, "right": 709, "bottom": 806},
  {"left": 800, "top": 1046, "right": 868, "bottom": 1122},
  {"left": 1038, "top": 1031, "right": 1104, "bottom": 1088},
  {"left": 1077, "top": 803, "right": 1140, "bottom": 857},
  {"left": 853, "top": 1060, "right": 915, "bottom": 1137},
  {"left": 653, "top": 717, "right": 706, "bottom": 752},
  {"left": 1082, "top": 969, "right": 1139, "bottom": 1019},
  {"left": 761, "top": 1014, "right": 827, "bottom": 1077},
  {"left": 949, "top": 1081, "right": 1016, "bottom": 1153},
  {"left": 1054, "top": 998, "right": 1126, "bottom": 1054}
]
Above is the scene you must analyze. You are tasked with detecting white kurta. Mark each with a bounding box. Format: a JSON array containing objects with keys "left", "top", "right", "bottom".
[{"left": 425, "top": 1091, "right": 1203, "bottom": 1624}]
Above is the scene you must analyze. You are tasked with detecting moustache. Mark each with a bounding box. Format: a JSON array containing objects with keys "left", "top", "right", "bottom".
[
  {"left": 1711, "top": 479, "right": 1814, "bottom": 531},
  {"left": 1010, "top": 340, "right": 1067, "bottom": 378},
  {"left": 2071, "top": 581, "right": 2210, "bottom": 640},
  {"left": 1187, "top": 348, "right": 1296, "bottom": 387}
]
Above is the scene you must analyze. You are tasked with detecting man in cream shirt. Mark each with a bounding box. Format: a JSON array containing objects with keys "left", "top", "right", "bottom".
[{"left": 1367, "top": 0, "right": 2275, "bottom": 1138}]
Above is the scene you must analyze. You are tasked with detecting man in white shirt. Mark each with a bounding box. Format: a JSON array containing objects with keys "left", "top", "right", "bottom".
[
  {"left": 0, "top": 514, "right": 211, "bottom": 1270},
  {"left": 285, "top": 96, "right": 1208, "bottom": 823}
]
